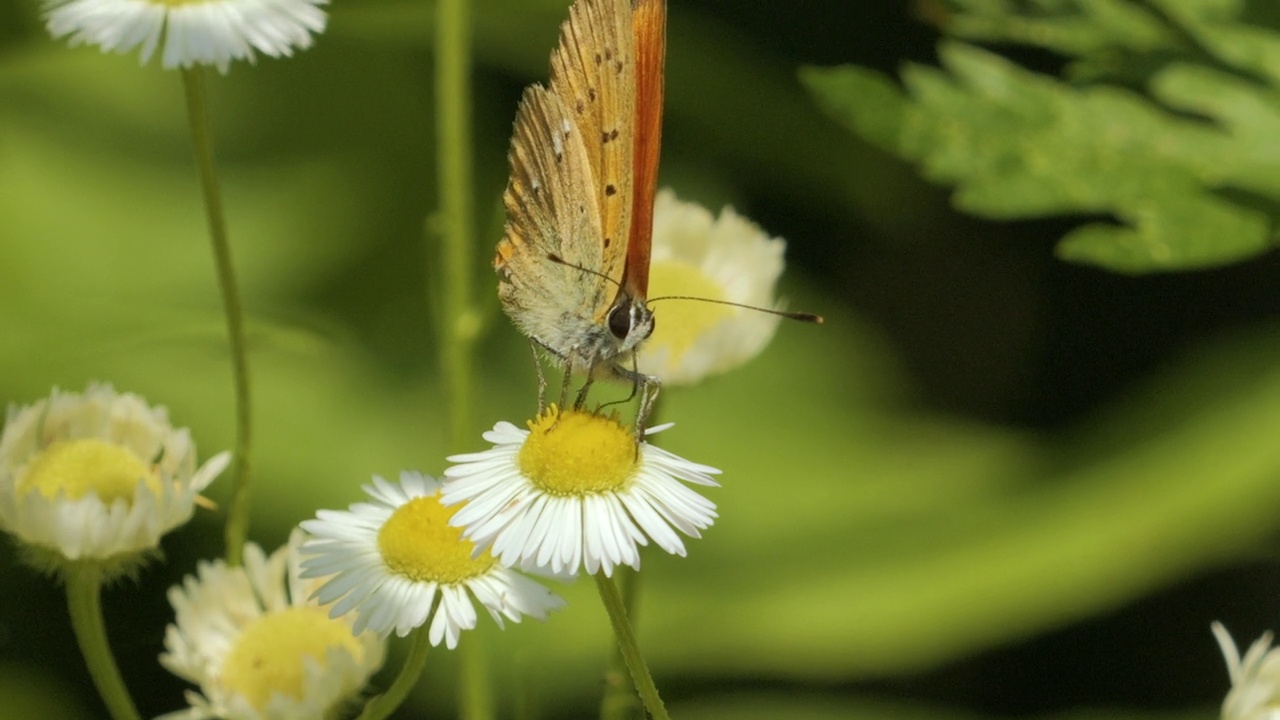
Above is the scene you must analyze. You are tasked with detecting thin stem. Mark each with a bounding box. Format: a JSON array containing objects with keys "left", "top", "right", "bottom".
[
  {"left": 594, "top": 572, "right": 670, "bottom": 720},
  {"left": 181, "top": 67, "right": 253, "bottom": 567},
  {"left": 435, "top": 0, "right": 491, "bottom": 715},
  {"left": 602, "top": 400, "right": 663, "bottom": 719},
  {"left": 65, "top": 564, "right": 141, "bottom": 720},
  {"left": 356, "top": 628, "right": 432, "bottom": 720},
  {"left": 460, "top": 634, "right": 495, "bottom": 720},
  {"left": 436, "top": 0, "right": 478, "bottom": 452},
  {"left": 600, "top": 565, "right": 642, "bottom": 720}
]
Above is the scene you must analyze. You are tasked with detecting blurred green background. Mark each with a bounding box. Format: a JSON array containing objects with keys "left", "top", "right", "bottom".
[{"left": 2, "top": 0, "right": 1280, "bottom": 718}]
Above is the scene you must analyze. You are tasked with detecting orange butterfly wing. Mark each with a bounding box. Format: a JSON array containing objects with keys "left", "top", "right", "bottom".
[{"left": 624, "top": 0, "right": 665, "bottom": 302}]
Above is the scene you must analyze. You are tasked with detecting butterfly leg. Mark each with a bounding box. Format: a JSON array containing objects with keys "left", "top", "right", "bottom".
[
  {"left": 529, "top": 339, "right": 548, "bottom": 414},
  {"left": 558, "top": 366, "right": 575, "bottom": 413},
  {"left": 573, "top": 376, "right": 595, "bottom": 410},
  {"left": 634, "top": 375, "right": 661, "bottom": 443},
  {"left": 552, "top": 344, "right": 577, "bottom": 411}
]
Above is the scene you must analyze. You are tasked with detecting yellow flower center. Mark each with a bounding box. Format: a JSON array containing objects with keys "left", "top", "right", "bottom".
[
  {"left": 17, "top": 439, "right": 159, "bottom": 503},
  {"left": 647, "top": 261, "right": 732, "bottom": 360},
  {"left": 518, "top": 406, "right": 638, "bottom": 495},
  {"left": 220, "top": 606, "right": 364, "bottom": 710},
  {"left": 378, "top": 494, "right": 496, "bottom": 583}
]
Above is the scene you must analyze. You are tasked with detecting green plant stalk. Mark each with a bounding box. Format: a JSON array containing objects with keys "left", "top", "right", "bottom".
[
  {"left": 599, "top": 565, "right": 642, "bottom": 720},
  {"left": 65, "top": 563, "right": 141, "bottom": 720},
  {"left": 356, "top": 628, "right": 432, "bottom": 720},
  {"left": 601, "top": 399, "right": 664, "bottom": 720},
  {"left": 460, "top": 629, "right": 495, "bottom": 720},
  {"left": 595, "top": 572, "right": 670, "bottom": 720},
  {"left": 181, "top": 67, "right": 253, "bottom": 567},
  {"left": 436, "top": 0, "right": 477, "bottom": 451},
  {"left": 435, "top": 0, "right": 490, "bottom": 716}
]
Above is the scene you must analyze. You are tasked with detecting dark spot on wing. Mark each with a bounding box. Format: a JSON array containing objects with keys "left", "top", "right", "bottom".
[{"left": 605, "top": 184, "right": 617, "bottom": 196}]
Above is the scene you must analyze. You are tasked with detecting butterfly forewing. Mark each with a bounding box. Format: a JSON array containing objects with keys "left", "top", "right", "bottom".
[{"left": 549, "top": 0, "right": 636, "bottom": 314}]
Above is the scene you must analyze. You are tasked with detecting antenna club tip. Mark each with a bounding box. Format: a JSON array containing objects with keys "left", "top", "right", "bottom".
[{"left": 787, "top": 311, "right": 824, "bottom": 324}]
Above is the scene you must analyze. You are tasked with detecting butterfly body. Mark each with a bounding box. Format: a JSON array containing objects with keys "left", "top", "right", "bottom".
[{"left": 495, "top": 0, "right": 665, "bottom": 409}]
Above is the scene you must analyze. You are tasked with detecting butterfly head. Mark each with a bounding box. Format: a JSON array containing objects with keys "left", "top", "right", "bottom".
[{"left": 607, "top": 294, "right": 655, "bottom": 354}]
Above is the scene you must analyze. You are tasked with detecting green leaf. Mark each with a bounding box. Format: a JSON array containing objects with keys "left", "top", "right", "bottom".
[
  {"left": 947, "top": 0, "right": 1177, "bottom": 60},
  {"left": 804, "top": 42, "right": 1278, "bottom": 272},
  {"left": 803, "top": 2, "right": 1280, "bottom": 273}
]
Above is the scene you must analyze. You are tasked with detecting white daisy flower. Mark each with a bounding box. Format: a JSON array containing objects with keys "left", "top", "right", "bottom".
[
  {"left": 638, "top": 188, "right": 788, "bottom": 386},
  {"left": 442, "top": 406, "right": 721, "bottom": 577},
  {"left": 159, "top": 530, "right": 385, "bottom": 720},
  {"left": 1213, "top": 621, "right": 1280, "bottom": 720},
  {"left": 0, "top": 383, "right": 229, "bottom": 574},
  {"left": 299, "top": 471, "right": 565, "bottom": 649},
  {"left": 42, "top": 0, "right": 328, "bottom": 72}
]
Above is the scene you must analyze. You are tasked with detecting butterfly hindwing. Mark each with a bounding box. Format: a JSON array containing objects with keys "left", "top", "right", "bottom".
[{"left": 497, "top": 85, "right": 608, "bottom": 348}]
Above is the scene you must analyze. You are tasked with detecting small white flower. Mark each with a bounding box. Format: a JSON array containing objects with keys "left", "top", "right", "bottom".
[
  {"left": 442, "top": 406, "right": 721, "bottom": 577},
  {"left": 42, "top": 0, "right": 328, "bottom": 72},
  {"left": 1213, "top": 621, "right": 1280, "bottom": 720},
  {"left": 159, "top": 530, "right": 385, "bottom": 720},
  {"left": 299, "top": 471, "right": 565, "bottom": 648},
  {"left": 0, "top": 383, "right": 229, "bottom": 572},
  {"left": 638, "top": 188, "right": 788, "bottom": 386}
]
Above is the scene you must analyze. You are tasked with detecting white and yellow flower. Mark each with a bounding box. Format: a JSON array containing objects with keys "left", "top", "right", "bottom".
[
  {"left": 299, "top": 471, "right": 565, "bottom": 648},
  {"left": 159, "top": 530, "right": 385, "bottom": 720},
  {"left": 442, "top": 406, "right": 720, "bottom": 577},
  {"left": 639, "top": 188, "right": 789, "bottom": 386},
  {"left": 1213, "top": 621, "right": 1280, "bottom": 720},
  {"left": 42, "top": 0, "right": 328, "bottom": 72},
  {"left": 0, "top": 383, "right": 229, "bottom": 573}
]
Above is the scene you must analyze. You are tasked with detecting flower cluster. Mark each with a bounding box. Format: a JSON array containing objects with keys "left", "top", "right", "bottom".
[{"left": 20, "top": 0, "right": 802, "bottom": 713}]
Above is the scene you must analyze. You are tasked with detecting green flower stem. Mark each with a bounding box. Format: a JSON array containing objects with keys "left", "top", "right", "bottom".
[
  {"left": 65, "top": 563, "right": 141, "bottom": 720},
  {"left": 436, "top": 0, "right": 479, "bottom": 452},
  {"left": 181, "top": 67, "right": 253, "bottom": 567},
  {"left": 460, "top": 634, "right": 495, "bottom": 720},
  {"left": 602, "top": 402, "right": 662, "bottom": 719},
  {"left": 435, "top": 0, "right": 491, "bottom": 716},
  {"left": 356, "top": 628, "right": 432, "bottom": 720},
  {"left": 599, "top": 565, "right": 642, "bottom": 720},
  {"left": 594, "top": 572, "right": 670, "bottom": 720}
]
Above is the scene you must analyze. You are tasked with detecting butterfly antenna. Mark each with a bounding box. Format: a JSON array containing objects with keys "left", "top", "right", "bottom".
[
  {"left": 647, "top": 294, "right": 824, "bottom": 324},
  {"left": 548, "top": 253, "right": 823, "bottom": 323},
  {"left": 547, "top": 253, "right": 624, "bottom": 290}
]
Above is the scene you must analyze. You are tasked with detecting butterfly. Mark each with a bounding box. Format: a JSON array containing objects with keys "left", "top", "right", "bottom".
[{"left": 494, "top": 0, "right": 666, "bottom": 427}]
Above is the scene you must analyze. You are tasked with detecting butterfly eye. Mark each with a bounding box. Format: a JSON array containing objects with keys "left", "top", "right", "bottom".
[{"left": 607, "top": 303, "right": 632, "bottom": 340}]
